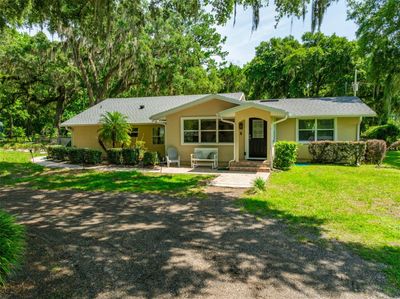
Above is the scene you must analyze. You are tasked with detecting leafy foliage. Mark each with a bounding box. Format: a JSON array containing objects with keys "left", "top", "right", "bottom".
[
  {"left": 47, "top": 145, "right": 69, "bottom": 161},
  {"left": 252, "top": 176, "right": 266, "bottom": 192},
  {"left": 106, "top": 148, "right": 123, "bottom": 165},
  {"left": 245, "top": 33, "right": 358, "bottom": 100},
  {"left": 98, "top": 112, "right": 131, "bottom": 149},
  {"left": 362, "top": 123, "right": 400, "bottom": 145},
  {"left": 122, "top": 148, "right": 138, "bottom": 165},
  {"left": 0, "top": 210, "right": 25, "bottom": 285},
  {"left": 273, "top": 141, "right": 298, "bottom": 170},
  {"left": 349, "top": 0, "right": 400, "bottom": 121},
  {"left": 308, "top": 141, "right": 366, "bottom": 165},
  {"left": 143, "top": 151, "right": 159, "bottom": 167}
]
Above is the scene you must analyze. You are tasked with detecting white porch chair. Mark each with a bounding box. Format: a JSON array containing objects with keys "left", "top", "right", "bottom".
[{"left": 166, "top": 146, "right": 180, "bottom": 167}]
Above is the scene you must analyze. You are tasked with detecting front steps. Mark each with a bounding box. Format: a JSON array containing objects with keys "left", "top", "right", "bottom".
[{"left": 229, "top": 160, "right": 271, "bottom": 172}]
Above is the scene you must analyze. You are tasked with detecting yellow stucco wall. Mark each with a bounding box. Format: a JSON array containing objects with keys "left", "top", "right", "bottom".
[
  {"left": 275, "top": 117, "right": 361, "bottom": 161},
  {"left": 165, "top": 99, "right": 237, "bottom": 166},
  {"left": 71, "top": 124, "right": 165, "bottom": 155}
]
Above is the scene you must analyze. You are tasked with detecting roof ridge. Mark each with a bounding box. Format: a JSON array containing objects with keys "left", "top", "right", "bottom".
[{"left": 104, "top": 92, "right": 244, "bottom": 101}]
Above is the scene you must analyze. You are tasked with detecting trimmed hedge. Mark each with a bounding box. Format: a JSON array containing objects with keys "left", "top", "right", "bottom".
[
  {"left": 0, "top": 210, "right": 25, "bottom": 284},
  {"left": 365, "top": 139, "right": 386, "bottom": 165},
  {"left": 362, "top": 123, "right": 400, "bottom": 144},
  {"left": 66, "top": 148, "right": 83, "bottom": 164},
  {"left": 48, "top": 146, "right": 102, "bottom": 165},
  {"left": 47, "top": 145, "right": 69, "bottom": 160},
  {"left": 122, "top": 148, "right": 137, "bottom": 165},
  {"left": 143, "top": 151, "right": 159, "bottom": 166},
  {"left": 107, "top": 148, "right": 123, "bottom": 165},
  {"left": 82, "top": 149, "right": 102, "bottom": 165},
  {"left": 274, "top": 141, "right": 298, "bottom": 170},
  {"left": 389, "top": 140, "right": 400, "bottom": 151},
  {"left": 308, "top": 141, "right": 366, "bottom": 165}
]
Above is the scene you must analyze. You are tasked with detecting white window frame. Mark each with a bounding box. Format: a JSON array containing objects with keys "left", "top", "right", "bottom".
[
  {"left": 181, "top": 117, "right": 234, "bottom": 145},
  {"left": 296, "top": 118, "right": 337, "bottom": 143}
]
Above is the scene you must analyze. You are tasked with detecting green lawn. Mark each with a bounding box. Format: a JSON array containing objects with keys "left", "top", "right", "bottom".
[
  {"left": 239, "top": 153, "right": 400, "bottom": 292},
  {"left": 0, "top": 150, "right": 212, "bottom": 196},
  {"left": 384, "top": 150, "right": 400, "bottom": 169}
]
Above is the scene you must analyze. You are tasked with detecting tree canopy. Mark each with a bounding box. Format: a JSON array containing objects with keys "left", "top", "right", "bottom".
[{"left": 0, "top": 0, "right": 398, "bottom": 139}]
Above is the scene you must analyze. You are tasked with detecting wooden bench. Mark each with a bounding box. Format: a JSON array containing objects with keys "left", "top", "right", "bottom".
[{"left": 191, "top": 148, "right": 218, "bottom": 169}]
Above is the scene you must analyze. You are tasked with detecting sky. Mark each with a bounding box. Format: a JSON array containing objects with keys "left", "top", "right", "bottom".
[{"left": 215, "top": 0, "right": 358, "bottom": 66}]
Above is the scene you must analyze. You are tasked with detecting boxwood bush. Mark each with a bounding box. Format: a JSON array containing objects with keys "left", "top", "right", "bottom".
[
  {"left": 0, "top": 210, "right": 25, "bottom": 284},
  {"left": 82, "top": 149, "right": 102, "bottom": 165},
  {"left": 47, "top": 145, "right": 69, "bottom": 160},
  {"left": 107, "top": 148, "right": 123, "bottom": 165},
  {"left": 273, "top": 141, "right": 298, "bottom": 170},
  {"left": 67, "top": 147, "right": 85, "bottom": 164},
  {"left": 143, "top": 151, "right": 159, "bottom": 166},
  {"left": 122, "top": 148, "right": 137, "bottom": 165},
  {"left": 364, "top": 139, "right": 387, "bottom": 165},
  {"left": 308, "top": 141, "right": 366, "bottom": 165}
]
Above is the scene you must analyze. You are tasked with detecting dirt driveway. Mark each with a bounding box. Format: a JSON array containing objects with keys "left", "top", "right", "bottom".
[{"left": 0, "top": 187, "right": 389, "bottom": 298}]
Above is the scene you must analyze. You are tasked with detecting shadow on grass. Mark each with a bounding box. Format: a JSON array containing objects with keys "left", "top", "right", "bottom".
[
  {"left": 238, "top": 195, "right": 400, "bottom": 294},
  {"left": 0, "top": 162, "right": 44, "bottom": 185},
  {"left": 18, "top": 169, "right": 212, "bottom": 196},
  {"left": 238, "top": 196, "right": 325, "bottom": 238}
]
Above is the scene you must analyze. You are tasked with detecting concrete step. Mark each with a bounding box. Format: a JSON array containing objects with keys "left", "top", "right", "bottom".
[
  {"left": 230, "top": 160, "right": 270, "bottom": 167},
  {"left": 229, "top": 166, "right": 270, "bottom": 173}
]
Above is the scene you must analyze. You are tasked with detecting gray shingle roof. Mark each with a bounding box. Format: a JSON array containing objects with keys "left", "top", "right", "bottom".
[
  {"left": 61, "top": 92, "right": 244, "bottom": 126},
  {"left": 254, "top": 96, "right": 376, "bottom": 117}
]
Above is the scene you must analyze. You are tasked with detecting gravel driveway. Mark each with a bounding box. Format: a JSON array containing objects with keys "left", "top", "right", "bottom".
[{"left": 0, "top": 187, "right": 389, "bottom": 298}]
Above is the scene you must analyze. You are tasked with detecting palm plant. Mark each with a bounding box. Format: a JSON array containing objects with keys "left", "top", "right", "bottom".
[{"left": 98, "top": 111, "right": 131, "bottom": 148}]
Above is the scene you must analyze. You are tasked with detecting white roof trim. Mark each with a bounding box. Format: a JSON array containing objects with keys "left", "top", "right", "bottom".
[
  {"left": 217, "top": 102, "right": 288, "bottom": 117},
  {"left": 150, "top": 93, "right": 244, "bottom": 120}
]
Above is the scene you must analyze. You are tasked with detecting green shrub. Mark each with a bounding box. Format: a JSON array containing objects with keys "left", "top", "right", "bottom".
[
  {"left": 0, "top": 210, "right": 25, "bottom": 284},
  {"left": 107, "top": 148, "right": 123, "bottom": 165},
  {"left": 134, "top": 140, "right": 146, "bottom": 161},
  {"left": 47, "top": 145, "right": 69, "bottom": 161},
  {"left": 364, "top": 139, "right": 387, "bottom": 165},
  {"left": 253, "top": 177, "right": 266, "bottom": 192},
  {"left": 143, "top": 151, "right": 159, "bottom": 166},
  {"left": 67, "top": 147, "right": 85, "bottom": 164},
  {"left": 82, "top": 149, "right": 102, "bottom": 165},
  {"left": 273, "top": 141, "right": 298, "bottom": 170},
  {"left": 308, "top": 141, "right": 366, "bottom": 165},
  {"left": 122, "top": 148, "right": 137, "bottom": 165},
  {"left": 362, "top": 123, "right": 400, "bottom": 144}
]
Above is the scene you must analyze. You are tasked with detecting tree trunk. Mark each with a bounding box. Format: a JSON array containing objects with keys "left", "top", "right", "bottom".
[{"left": 54, "top": 86, "right": 66, "bottom": 137}]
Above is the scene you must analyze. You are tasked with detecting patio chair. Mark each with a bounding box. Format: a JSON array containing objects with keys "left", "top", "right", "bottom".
[{"left": 166, "top": 146, "right": 180, "bottom": 167}]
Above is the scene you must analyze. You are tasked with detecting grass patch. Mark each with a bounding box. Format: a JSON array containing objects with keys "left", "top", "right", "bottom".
[
  {"left": 239, "top": 162, "right": 400, "bottom": 292},
  {"left": 384, "top": 151, "right": 400, "bottom": 169},
  {"left": 0, "top": 150, "right": 212, "bottom": 197}
]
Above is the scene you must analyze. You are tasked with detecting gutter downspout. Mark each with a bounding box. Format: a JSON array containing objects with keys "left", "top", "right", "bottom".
[
  {"left": 218, "top": 116, "right": 236, "bottom": 168},
  {"left": 270, "top": 113, "right": 289, "bottom": 169},
  {"left": 357, "top": 116, "right": 362, "bottom": 141}
]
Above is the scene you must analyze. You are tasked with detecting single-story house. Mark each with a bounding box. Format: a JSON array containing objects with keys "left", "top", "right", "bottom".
[{"left": 61, "top": 92, "right": 376, "bottom": 168}]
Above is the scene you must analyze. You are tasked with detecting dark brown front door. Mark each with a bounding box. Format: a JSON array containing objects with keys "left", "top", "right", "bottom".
[{"left": 249, "top": 118, "right": 267, "bottom": 158}]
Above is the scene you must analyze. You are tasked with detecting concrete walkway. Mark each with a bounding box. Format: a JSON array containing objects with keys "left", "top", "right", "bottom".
[{"left": 32, "top": 156, "right": 269, "bottom": 188}]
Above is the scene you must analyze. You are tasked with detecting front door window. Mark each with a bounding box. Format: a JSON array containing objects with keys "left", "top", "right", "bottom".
[{"left": 252, "top": 119, "right": 264, "bottom": 138}]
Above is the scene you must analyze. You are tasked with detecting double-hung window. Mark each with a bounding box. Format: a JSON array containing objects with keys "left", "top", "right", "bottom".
[
  {"left": 182, "top": 118, "right": 234, "bottom": 144},
  {"left": 298, "top": 119, "right": 335, "bottom": 142}
]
